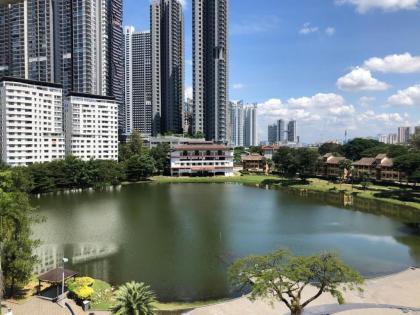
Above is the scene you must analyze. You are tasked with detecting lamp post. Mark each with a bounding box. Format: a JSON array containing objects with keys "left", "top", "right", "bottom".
[{"left": 62, "top": 257, "right": 68, "bottom": 296}]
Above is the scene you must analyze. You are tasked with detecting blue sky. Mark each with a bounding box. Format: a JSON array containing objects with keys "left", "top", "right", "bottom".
[{"left": 124, "top": 0, "right": 420, "bottom": 143}]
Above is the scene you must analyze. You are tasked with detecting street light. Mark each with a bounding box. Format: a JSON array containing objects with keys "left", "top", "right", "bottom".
[{"left": 62, "top": 257, "right": 69, "bottom": 296}]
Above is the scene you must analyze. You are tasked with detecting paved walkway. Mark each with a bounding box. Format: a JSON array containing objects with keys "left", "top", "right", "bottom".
[
  {"left": 2, "top": 297, "right": 86, "bottom": 315},
  {"left": 304, "top": 303, "right": 420, "bottom": 314},
  {"left": 188, "top": 268, "right": 420, "bottom": 315}
]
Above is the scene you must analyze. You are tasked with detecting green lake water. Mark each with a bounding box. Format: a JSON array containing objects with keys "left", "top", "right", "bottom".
[{"left": 32, "top": 183, "right": 420, "bottom": 301}]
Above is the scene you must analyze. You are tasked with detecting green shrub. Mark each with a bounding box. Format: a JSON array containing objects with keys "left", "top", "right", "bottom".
[{"left": 67, "top": 277, "right": 95, "bottom": 300}]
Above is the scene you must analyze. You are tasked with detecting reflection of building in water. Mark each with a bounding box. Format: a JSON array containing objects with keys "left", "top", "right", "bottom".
[
  {"left": 33, "top": 244, "right": 64, "bottom": 275},
  {"left": 71, "top": 243, "right": 119, "bottom": 264},
  {"left": 33, "top": 243, "right": 119, "bottom": 275}
]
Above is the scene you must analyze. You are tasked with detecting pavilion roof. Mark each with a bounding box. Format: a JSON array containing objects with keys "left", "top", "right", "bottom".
[{"left": 38, "top": 268, "right": 78, "bottom": 284}]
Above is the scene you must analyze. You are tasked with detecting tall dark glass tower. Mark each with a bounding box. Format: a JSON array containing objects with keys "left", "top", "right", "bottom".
[
  {"left": 151, "top": 0, "right": 184, "bottom": 136},
  {"left": 109, "top": 0, "right": 124, "bottom": 135},
  {"left": 193, "top": 0, "right": 229, "bottom": 142}
]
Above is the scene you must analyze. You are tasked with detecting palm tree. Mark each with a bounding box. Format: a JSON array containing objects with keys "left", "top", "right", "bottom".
[{"left": 112, "top": 282, "right": 156, "bottom": 315}]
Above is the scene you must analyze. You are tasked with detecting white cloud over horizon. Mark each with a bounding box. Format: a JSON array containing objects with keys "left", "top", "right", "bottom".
[
  {"left": 336, "top": 67, "right": 390, "bottom": 91},
  {"left": 256, "top": 92, "right": 410, "bottom": 142},
  {"left": 335, "top": 0, "right": 419, "bottom": 13},
  {"left": 364, "top": 53, "right": 420, "bottom": 73},
  {"left": 388, "top": 84, "right": 420, "bottom": 106}
]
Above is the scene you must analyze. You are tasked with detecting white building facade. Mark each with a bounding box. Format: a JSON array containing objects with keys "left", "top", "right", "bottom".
[
  {"left": 170, "top": 143, "right": 234, "bottom": 176},
  {"left": 64, "top": 93, "right": 118, "bottom": 161},
  {"left": 0, "top": 78, "right": 65, "bottom": 166}
]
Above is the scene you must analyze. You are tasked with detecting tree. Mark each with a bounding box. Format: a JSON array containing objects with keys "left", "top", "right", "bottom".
[
  {"left": 412, "top": 133, "right": 420, "bottom": 151},
  {"left": 120, "top": 130, "right": 144, "bottom": 161},
  {"left": 0, "top": 190, "right": 40, "bottom": 296},
  {"left": 319, "top": 143, "right": 343, "bottom": 156},
  {"left": 234, "top": 147, "right": 246, "bottom": 165},
  {"left": 125, "top": 153, "right": 155, "bottom": 182},
  {"left": 87, "top": 160, "right": 125, "bottom": 187},
  {"left": 387, "top": 145, "right": 409, "bottom": 158},
  {"left": 342, "top": 138, "right": 381, "bottom": 161},
  {"left": 361, "top": 145, "right": 389, "bottom": 158},
  {"left": 296, "top": 148, "right": 319, "bottom": 179},
  {"left": 394, "top": 153, "right": 420, "bottom": 184},
  {"left": 273, "top": 147, "right": 299, "bottom": 178},
  {"left": 229, "top": 250, "right": 363, "bottom": 315},
  {"left": 150, "top": 143, "right": 171, "bottom": 175},
  {"left": 28, "top": 163, "right": 55, "bottom": 194},
  {"left": 339, "top": 159, "right": 353, "bottom": 180},
  {"left": 112, "top": 282, "right": 156, "bottom": 315}
]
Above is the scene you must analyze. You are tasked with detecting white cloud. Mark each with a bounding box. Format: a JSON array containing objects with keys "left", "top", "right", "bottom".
[
  {"left": 233, "top": 83, "right": 245, "bottom": 90},
  {"left": 388, "top": 84, "right": 420, "bottom": 106},
  {"left": 257, "top": 91, "right": 415, "bottom": 143},
  {"left": 335, "top": 0, "right": 418, "bottom": 13},
  {"left": 336, "top": 67, "right": 390, "bottom": 91},
  {"left": 185, "top": 86, "right": 193, "bottom": 100},
  {"left": 288, "top": 93, "right": 347, "bottom": 109},
  {"left": 364, "top": 53, "right": 420, "bottom": 73},
  {"left": 185, "top": 59, "right": 193, "bottom": 66},
  {"left": 325, "top": 27, "right": 336, "bottom": 36},
  {"left": 299, "top": 23, "right": 319, "bottom": 35},
  {"left": 359, "top": 96, "right": 375, "bottom": 107}
]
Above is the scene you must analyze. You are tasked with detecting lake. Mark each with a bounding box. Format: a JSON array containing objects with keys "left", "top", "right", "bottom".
[{"left": 32, "top": 183, "right": 420, "bottom": 302}]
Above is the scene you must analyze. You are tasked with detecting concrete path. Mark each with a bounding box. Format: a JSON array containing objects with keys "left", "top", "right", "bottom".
[
  {"left": 188, "top": 268, "right": 420, "bottom": 315},
  {"left": 3, "top": 297, "right": 85, "bottom": 315},
  {"left": 304, "top": 303, "right": 420, "bottom": 314}
]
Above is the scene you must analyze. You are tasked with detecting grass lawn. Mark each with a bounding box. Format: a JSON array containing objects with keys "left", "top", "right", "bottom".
[
  {"left": 89, "top": 279, "right": 224, "bottom": 312},
  {"left": 151, "top": 175, "right": 279, "bottom": 185},
  {"left": 289, "top": 178, "right": 420, "bottom": 210},
  {"left": 90, "top": 279, "right": 114, "bottom": 310}
]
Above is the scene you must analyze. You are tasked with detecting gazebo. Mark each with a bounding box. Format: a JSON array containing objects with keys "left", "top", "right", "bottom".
[{"left": 37, "top": 268, "right": 78, "bottom": 301}]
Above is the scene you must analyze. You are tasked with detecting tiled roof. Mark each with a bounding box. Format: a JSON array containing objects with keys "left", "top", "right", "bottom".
[
  {"left": 380, "top": 157, "right": 394, "bottom": 167},
  {"left": 242, "top": 154, "right": 265, "bottom": 161},
  {"left": 375, "top": 154, "right": 387, "bottom": 160},
  {"left": 353, "top": 157, "right": 376, "bottom": 166},
  {"left": 327, "top": 156, "right": 346, "bottom": 165},
  {"left": 175, "top": 144, "right": 231, "bottom": 151}
]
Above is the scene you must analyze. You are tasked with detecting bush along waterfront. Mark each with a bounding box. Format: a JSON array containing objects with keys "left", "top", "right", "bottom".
[{"left": 0, "top": 131, "right": 171, "bottom": 195}]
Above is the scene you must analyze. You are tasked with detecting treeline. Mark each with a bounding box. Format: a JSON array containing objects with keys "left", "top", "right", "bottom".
[
  {"left": 271, "top": 137, "right": 420, "bottom": 183},
  {"left": 0, "top": 131, "right": 171, "bottom": 194},
  {"left": 0, "top": 169, "right": 39, "bottom": 297}
]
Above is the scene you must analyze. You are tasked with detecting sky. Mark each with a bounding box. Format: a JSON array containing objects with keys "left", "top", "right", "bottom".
[{"left": 124, "top": 0, "right": 420, "bottom": 144}]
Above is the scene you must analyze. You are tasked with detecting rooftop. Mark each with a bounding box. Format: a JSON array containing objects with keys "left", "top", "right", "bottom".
[
  {"left": 353, "top": 157, "right": 376, "bottom": 167},
  {"left": 0, "top": 76, "right": 63, "bottom": 89},
  {"left": 38, "top": 268, "right": 78, "bottom": 284},
  {"left": 67, "top": 92, "right": 116, "bottom": 101},
  {"left": 242, "top": 154, "right": 265, "bottom": 161},
  {"left": 175, "top": 144, "right": 231, "bottom": 151}
]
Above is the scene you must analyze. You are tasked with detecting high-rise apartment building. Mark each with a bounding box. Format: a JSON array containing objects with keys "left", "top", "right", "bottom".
[
  {"left": 398, "top": 127, "right": 410, "bottom": 144},
  {"left": 64, "top": 93, "right": 118, "bottom": 161},
  {"left": 151, "top": 0, "right": 184, "bottom": 135},
  {"left": 0, "top": 0, "right": 124, "bottom": 103},
  {"left": 109, "top": 0, "right": 125, "bottom": 134},
  {"left": 54, "top": 0, "right": 109, "bottom": 95},
  {"left": 243, "top": 104, "right": 257, "bottom": 147},
  {"left": 268, "top": 124, "right": 277, "bottom": 145},
  {"left": 124, "top": 27, "right": 152, "bottom": 136},
  {"left": 230, "top": 101, "right": 257, "bottom": 147},
  {"left": 193, "top": 0, "right": 229, "bottom": 142},
  {"left": 0, "top": 0, "right": 55, "bottom": 81},
  {"left": 288, "top": 120, "right": 297, "bottom": 143},
  {"left": 277, "top": 119, "right": 285, "bottom": 143},
  {"left": 230, "top": 100, "right": 244, "bottom": 147},
  {"left": 0, "top": 77, "right": 65, "bottom": 166}
]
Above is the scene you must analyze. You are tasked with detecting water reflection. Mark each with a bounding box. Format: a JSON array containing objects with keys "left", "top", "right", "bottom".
[{"left": 34, "top": 243, "right": 119, "bottom": 277}]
